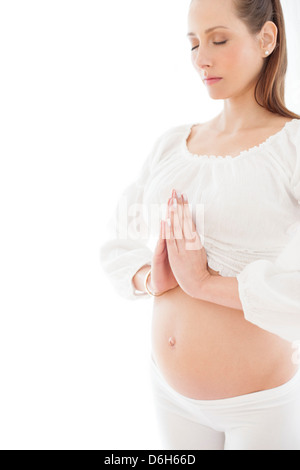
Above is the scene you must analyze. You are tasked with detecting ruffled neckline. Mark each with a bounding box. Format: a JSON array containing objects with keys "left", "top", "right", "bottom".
[{"left": 182, "top": 118, "right": 299, "bottom": 161}]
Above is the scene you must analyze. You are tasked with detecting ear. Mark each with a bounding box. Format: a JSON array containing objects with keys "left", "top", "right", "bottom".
[{"left": 259, "top": 21, "right": 278, "bottom": 57}]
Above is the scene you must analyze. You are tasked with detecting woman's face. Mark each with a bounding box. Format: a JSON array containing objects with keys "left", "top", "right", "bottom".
[{"left": 187, "top": 0, "right": 265, "bottom": 100}]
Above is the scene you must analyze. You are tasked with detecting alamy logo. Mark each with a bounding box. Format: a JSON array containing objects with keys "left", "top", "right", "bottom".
[{"left": 110, "top": 196, "right": 206, "bottom": 249}]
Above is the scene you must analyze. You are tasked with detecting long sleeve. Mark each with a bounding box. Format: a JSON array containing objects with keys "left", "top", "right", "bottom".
[
  {"left": 99, "top": 129, "right": 168, "bottom": 301},
  {"left": 237, "top": 147, "right": 300, "bottom": 343}
]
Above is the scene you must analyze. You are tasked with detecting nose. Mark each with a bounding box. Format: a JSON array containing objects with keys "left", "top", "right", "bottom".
[{"left": 192, "top": 46, "right": 213, "bottom": 75}]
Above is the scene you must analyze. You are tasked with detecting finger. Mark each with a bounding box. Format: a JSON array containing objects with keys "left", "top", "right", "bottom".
[
  {"left": 159, "top": 220, "right": 167, "bottom": 253},
  {"left": 179, "top": 194, "right": 185, "bottom": 228},
  {"left": 182, "top": 200, "right": 195, "bottom": 240},
  {"left": 170, "top": 198, "right": 183, "bottom": 242},
  {"left": 181, "top": 193, "right": 196, "bottom": 243},
  {"left": 182, "top": 198, "right": 199, "bottom": 241},
  {"left": 164, "top": 216, "right": 171, "bottom": 241},
  {"left": 176, "top": 192, "right": 184, "bottom": 231},
  {"left": 166, "top": 197, "right": 172, "bottom": 219},
  {"left": 156, "top": 220, "right": 165, "bottom": 250},
  {"left": 161, "top": 219, "right": 169, "bottom": 245},
  {"left": 158, "top": 219, "right": 164, "bottom": 241},
  {"left": 156, "top": 219, "right": 165, "bottom": 243},
  {"left": 182, "top": 201, "right": 202, "bottom": 250},
  {"left": 166, "top": 218, "right": 178, "bottom": 253}
]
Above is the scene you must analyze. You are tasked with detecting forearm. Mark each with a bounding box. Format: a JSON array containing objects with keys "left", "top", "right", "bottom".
[
  {"left": 132, "top": 264, "right": 151, "bottom": 293},
  {"left": 193, "top": 275, "right": 244, "bottom": 311}
]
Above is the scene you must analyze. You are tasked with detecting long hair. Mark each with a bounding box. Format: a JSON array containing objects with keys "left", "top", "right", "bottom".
[{"left": 233, "top": 0, "right": 300, "bottom": 119}]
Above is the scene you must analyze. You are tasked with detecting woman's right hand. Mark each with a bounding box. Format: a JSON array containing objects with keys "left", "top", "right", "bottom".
[{"left": 148, "top": 197, "right": 179, "bottom": 295}]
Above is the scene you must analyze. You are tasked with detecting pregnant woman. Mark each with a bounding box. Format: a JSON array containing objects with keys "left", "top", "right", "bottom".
[{"left": 100, "top": 0, "right": 300, "bottom": 450}]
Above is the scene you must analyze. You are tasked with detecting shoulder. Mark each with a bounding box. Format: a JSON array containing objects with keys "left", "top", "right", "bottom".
[
  {"left": 282, "top": 118, "right": 300, "bottom": 163},
  {"left": 155, "top": 123, "right": 192, "bottom": 144},
  {"left": 267, "top": 117, "right": 300, "bottom": 153},
  {"left": 292, "top": 118, "right": 300, "bottom": 139},
  {"left": 148, "top": 123, "right": 192, "bottom": 165},
  {"left": 286, "top": 118, "right": 300, "bottom": 203},
  {"left": 283, "top": 117, "right": 300, "bottom": 141}
]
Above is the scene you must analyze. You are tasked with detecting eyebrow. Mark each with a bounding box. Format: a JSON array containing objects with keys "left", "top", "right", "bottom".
[{"left": 187, "top": 26, "right": 229, "bottom": 37}]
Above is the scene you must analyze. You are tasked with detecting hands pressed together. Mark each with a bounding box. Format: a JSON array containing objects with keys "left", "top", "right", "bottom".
[{"left": 150, "top": 189, "right": 215, "bottom": 298}]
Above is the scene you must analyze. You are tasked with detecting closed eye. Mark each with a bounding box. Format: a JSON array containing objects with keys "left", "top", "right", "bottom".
[{"left": 191, "top": 41, "right": 227, "bottom": 51}]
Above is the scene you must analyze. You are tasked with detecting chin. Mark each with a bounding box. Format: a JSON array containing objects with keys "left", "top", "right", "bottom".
[
  {"left": 207, "top": 94, "right": 226, "bottom": 100},
  {"left": 207, "top": 91, "right": 230, "bottom": 100},
  {"left": 206, "top": 85, "right": 238, "bottom": 101}
]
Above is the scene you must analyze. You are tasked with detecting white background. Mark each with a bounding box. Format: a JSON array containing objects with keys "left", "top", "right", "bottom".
[{"left": 0, "top": 0, "right": 299, "bottom": 451}]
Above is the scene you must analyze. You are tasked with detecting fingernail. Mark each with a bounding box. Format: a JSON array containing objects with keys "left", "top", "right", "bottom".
[
  {"left": 182, "top": 193, "right": 188, "bottom": 202},
  {"left": 172, "top": 198, "right": 177, "bottom": 208},
  {"left": 166, "top": 218, "right": 171, "bottom": 227},
  {"left": 176, "top": 191, "right": 181, "bottom": 199}
]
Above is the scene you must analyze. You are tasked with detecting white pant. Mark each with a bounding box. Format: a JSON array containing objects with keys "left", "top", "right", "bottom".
[{"left": 149, "top": 355, "right": 300, "bottom": 450}]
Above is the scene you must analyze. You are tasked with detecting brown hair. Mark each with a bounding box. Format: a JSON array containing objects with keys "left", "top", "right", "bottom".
[{"left": 233, "top": 0, "right": 300, "bottom": 119}]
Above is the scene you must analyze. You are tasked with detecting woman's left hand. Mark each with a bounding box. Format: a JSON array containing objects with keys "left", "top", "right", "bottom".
[{"left": 163, "top": 190, "right": 212, "bottom": 298}]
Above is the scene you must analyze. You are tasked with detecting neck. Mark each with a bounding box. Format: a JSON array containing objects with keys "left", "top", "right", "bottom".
[{"left": 215, "top": 87, "right": 277, "bottom": 134}]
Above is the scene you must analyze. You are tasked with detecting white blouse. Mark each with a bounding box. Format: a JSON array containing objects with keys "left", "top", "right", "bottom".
[{"left": 100, "top": 118, "right": 300, "bottom": 343}]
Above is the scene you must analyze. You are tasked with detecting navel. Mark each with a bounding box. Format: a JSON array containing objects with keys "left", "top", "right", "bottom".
[{"left": 168, "top": 336, "right": 176, "bottom": 347}]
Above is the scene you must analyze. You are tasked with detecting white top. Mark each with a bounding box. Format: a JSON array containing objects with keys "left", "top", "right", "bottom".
[{"left": 100, "top": 118, "right": 300, "bottom": 342}]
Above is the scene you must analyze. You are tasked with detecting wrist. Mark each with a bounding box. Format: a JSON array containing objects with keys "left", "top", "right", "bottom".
[
  {"left": 147, "top": 271, "right": 156, "bottom": 292},
  {"left": 144, "top": 269, "right": 161, "bottom": 296},
  {"left": 189, "top": 272, "right": 212, "bottom": 300},
  {"left": 132, "top": 264, "right": 151, "bottom": 293},
  {"left": 144, "top": 269, "right": 169, "bottom": 297}
]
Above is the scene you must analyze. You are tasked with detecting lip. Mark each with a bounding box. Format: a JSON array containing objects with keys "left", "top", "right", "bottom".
[{"left": 204, "top": 77, "right": 223, "bottom": 85}]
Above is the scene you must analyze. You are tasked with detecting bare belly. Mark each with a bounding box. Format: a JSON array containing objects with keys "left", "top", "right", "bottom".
[{"left": 151, "top": 281, "right": 298, "bottom": 400}]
